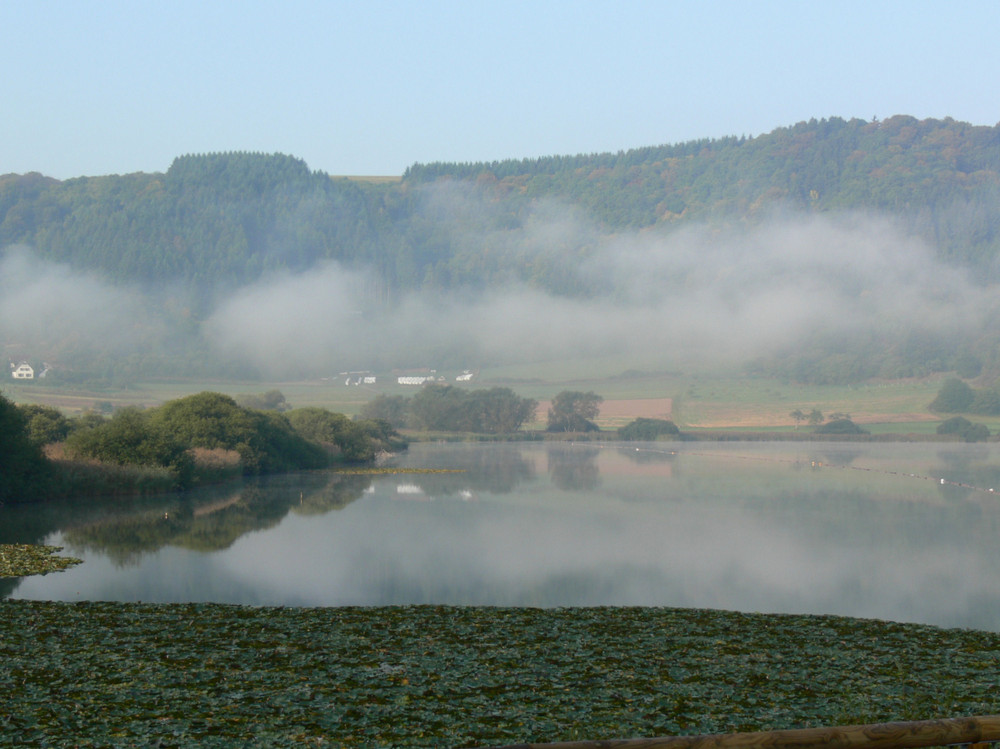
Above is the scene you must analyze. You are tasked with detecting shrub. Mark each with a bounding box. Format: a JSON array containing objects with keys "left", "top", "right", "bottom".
[
  {"left": 929, "top": 378, "right": 974, "bottom": 413},
  {"left": 969, "top": 388, "right": 1000, "bottom": 415},
  {"left": 359, "top": 394, "right": 409, "bottom": 428},
  {"left": 814, "top": 418, "right": 869, "bottom": 435},
  {"left": 618, "top": 417, "right": 680, "bottom": 441},
  {"left": 937, "top": 416, "right": 990, "bottom": 442},
  {"left": 0, "top": 392, "right": 53, "bottom": 504},
  {"left": 149, "top": 392, "right": 326, "bottom": 474},
  {"left": 65, "top": 407, "right": 194, "bottom": 488},
  {"left": 287, "top": 407, "right": 376, "bottom": 462},
  {"left": 17, "top": 404, "right": 71, "bottom": 446}
]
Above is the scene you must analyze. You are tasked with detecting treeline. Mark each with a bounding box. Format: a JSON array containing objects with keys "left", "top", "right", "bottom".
[
  {"left": 930, "top": 377, "right": 1000, "bottom": 415},
  {"left": 3, "top": 117, "right": 1000, "bottom": 298},
  {"left": 359, "top": 385, "right": 681, "bottom": 441},
  {"left": 924, "top": 378, "right": 997, "bottom": 441},
  {"left": 4, "top": 116, "right": 1000, "bottom": 386},
  {"left": 404, "top": 115, "right": 1000, "bottom": 271},
  {"left": 361, "top": 385, "right": 538, "bottom": 434},
  {"left": 0, "top": 390, "right": 406, "bottom": 505}
]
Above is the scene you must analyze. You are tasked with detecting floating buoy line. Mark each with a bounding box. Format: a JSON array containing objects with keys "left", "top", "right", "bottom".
[{"left": 576, "top": 442, "right": 1000, "bottom": 496}]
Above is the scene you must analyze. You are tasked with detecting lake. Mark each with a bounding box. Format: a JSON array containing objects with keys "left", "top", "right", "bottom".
[{"left": 5, "top": 441, "right": 1000, "bottom": 631}]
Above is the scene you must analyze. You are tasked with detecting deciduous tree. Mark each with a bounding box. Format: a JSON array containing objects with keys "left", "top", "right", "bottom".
[{"left": 547, "top": 391, "right": 603, "bottom": 432}]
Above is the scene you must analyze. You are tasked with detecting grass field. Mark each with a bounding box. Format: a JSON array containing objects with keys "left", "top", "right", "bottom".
[{"left": 6, "top": 366, "right": 998, "bottom": 436}]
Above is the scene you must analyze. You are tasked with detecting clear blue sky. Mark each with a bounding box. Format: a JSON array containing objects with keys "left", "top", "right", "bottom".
[{"left": 3, "top": 0, "right": 999, "bottom": 179}]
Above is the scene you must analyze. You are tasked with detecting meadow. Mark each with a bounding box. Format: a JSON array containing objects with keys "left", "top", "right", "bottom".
[{"left": 5, "top": 367, "right": 988, "bottom": 436}]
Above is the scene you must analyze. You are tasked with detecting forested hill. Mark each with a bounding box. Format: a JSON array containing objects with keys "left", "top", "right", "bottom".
[
  {"left": 2, "top": 115, "right": 1000, "bottom": 300},
  {"left": 404, "top": 115, "right": 1000, "bottom": 265}
]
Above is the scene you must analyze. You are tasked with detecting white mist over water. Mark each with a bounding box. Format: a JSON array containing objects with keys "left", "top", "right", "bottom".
[{"left": 9, "top": 442, "right": 1000, "bottom": 632}]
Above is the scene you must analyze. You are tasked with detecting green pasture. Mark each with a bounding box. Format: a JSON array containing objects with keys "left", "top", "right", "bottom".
[{"left": 4, "top": 367, "right": 989, "bottom": 436}]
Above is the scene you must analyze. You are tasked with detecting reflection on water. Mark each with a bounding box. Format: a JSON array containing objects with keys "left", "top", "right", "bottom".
[
  {"left": 547, "top": 444, "right": 601, "bottom": 490},
  {"left": 7, "top": 441, "right": 1000, "bottom": 631}
]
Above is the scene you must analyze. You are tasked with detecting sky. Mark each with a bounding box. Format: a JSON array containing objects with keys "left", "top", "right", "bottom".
[{"left": 2, "top": 0, "right": 999, "bottom": 180}]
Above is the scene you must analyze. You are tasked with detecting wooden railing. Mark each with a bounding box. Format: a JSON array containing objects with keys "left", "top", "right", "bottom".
[{"left": 478, "top": 715, "right": 1000, "bottom": 749}]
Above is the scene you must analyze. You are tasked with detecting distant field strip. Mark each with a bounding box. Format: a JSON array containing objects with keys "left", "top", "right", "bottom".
[{"left": 589, "top": 442, "right": 1000, "bottom": 497}]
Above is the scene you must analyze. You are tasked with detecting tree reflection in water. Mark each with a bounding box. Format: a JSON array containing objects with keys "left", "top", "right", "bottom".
[
  {"left": 62, "top": 473, "right": 372, "bottom": 566},
  {"left": 547, "top": 444, "right": 601, "bottom": 491}
]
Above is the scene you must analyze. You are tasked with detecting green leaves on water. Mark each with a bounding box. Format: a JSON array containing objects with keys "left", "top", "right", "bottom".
[
  {"left": 0, "top": 544, "right": 82, "bottom": 578},
  {"left": 1, "top": 603, "right": 999, "bottom": 747}
]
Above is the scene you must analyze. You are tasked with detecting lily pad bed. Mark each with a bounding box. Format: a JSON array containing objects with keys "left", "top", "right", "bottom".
[
  {"left": 1, "top": 603, "right": 998, "bottom": 748},
  {"left": 0, "top": 545, "right": 82, "bottom": 578}
]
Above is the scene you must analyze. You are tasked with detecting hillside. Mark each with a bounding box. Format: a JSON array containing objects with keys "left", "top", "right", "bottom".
[
  {"left": 3, "top": 116, "right": 999, "bottom": 292},
  {"left": 2, "top": 116, "right": 1000, "bottom": 386}
]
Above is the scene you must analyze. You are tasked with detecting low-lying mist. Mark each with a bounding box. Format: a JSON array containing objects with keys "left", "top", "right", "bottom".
[{"left": 3, "top": 192, "right": 997, "bottom": 382}]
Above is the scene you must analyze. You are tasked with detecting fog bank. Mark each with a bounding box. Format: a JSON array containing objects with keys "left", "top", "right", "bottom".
[
  {"left": 3, "top": 200, "right": 996, "bottom": 379},
  {"left": 203, "top": 210, "right": 992, "bottom": 376}
]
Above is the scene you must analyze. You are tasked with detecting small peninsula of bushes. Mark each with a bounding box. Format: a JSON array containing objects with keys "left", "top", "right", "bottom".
[{"left": 0, "top": 391, "right": 406, "bottom": 505}]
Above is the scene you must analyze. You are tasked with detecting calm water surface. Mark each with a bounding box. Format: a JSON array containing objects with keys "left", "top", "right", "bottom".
[{"left": 5, "top": 441, "right": 1000, "bottom": 630}]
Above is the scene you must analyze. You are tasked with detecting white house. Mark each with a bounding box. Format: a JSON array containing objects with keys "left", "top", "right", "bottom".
[
  {"left": 456, "top": 370, "right": 474, "bottom": 382},
  {"left": 11, "top": 362, "right": 34, "bottom": 379}
]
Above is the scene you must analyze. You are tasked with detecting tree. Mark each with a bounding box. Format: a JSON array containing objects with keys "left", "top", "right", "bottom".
[
  {"left": 618, "top": 417, "right": 680, "bottom": 441},
  {"left": 0, "top": 392, "right": 52, "bottom": 504},
  {"left": 149, "top": 391, "right": 325, "bottom": 474},
  {"left": 465, "top": 388, "right": 537, "bottom": 433},
  {"left": 969, "top": 388, "right": 1000, "bottom": 415},
  {"left": 286, "top": 407, "right": 376, "bottom": 462},
  {"left": 236, "top": 389, "right": 290, "bottom": 411},
  {"left": 547, "top": 391, "right": 603, "bottom": 432},
  {"left": 807, "top": 409, "right": 824, "bottom": 426},
  {"left": 359, "top": 394, "right": 410, "bottom": 428},
  {"left": 65, "top": 406, "right": 194, "bottom": 487},
  {"left": 407, "top": 384, "right": 536, "bottom": 433},
  {"left": 18, "top": 404, "right": 71, "bottom": 446},
  {"left": 953, "top": 352, "right": 983, "bottom": 379},
  {"left": 929, "top": 378, "right": 975, "bottom": 413},
  {"left": 814, "top": 418, "right": 869, "bottom": 435},
  {"left": 409, "top": 384, "right": 471, "bottom": 432},
  {"left": 150, "top": 392, "right": 256, "bottom": 450},
  {"left": 937, "top": 416, "right": 990, "bottom": 442},
  {"left": 790, "top": 409, "right": 806, "bottom": 429}
]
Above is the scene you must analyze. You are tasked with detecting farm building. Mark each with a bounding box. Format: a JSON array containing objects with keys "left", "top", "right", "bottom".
[{"left": 10, "top": 362, "right": 34, "bottom": 379}]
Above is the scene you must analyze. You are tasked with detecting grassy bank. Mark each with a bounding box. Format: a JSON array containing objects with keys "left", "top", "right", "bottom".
[
  {"left": 28, "top": 446, "right": 245, "bottom": 502},
  {"left": 6, "top": 371, "right": 979, "bottom": 434},
  {"left": 1, "top": 602, "right": 998, "bottom": 747}
]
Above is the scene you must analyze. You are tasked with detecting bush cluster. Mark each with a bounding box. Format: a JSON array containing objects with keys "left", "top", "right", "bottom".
[
  {"left": 2, "top": 391, "right": 406, "bottom": 503},
  {"left": 936, "top": 416, "right": 990, "bottom": 442},
  {"left": 930, "top": 378, "right": 1000, "bottom": 415},
  {"left": 362, "top": 385, "right": 538, "bottom": 434},
  {"left": 618, "top": 417, "right": 680, "bottom": 441}
]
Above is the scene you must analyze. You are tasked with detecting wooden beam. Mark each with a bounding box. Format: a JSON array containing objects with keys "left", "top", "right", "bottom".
[{"left": 479, "top": 715, "right": 1000, "bottom": 749}]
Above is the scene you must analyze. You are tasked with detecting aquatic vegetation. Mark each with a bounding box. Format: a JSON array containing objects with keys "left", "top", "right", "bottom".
[
  {"left": 0, "top": 603, "right": 998, "bottom": 747},
  {"left": 332, "top": 467, "right": 465, "bottom": 475},
  {"left": 0, "top": 545, "right": 82, "bottom": 578}
]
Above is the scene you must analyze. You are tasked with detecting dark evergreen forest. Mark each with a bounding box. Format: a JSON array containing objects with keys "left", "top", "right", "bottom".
[{"left": 3, "top": 115, "right": 1000, "bottom": 384}]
